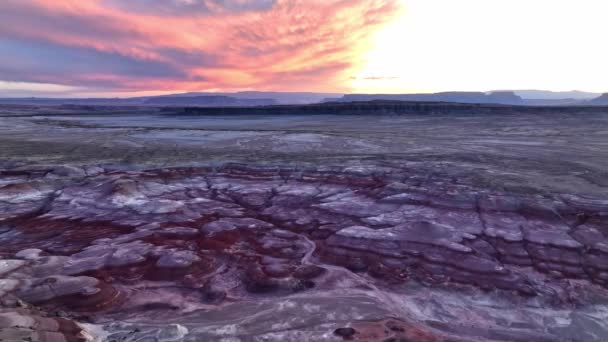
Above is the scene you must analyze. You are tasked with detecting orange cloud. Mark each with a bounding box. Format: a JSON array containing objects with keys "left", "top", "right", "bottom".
[{"left": 0, "top": 0, "right": 401, "bottom": 94}]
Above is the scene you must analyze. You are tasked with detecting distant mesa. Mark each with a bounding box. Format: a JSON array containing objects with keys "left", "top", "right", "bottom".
[
  {"left": 589, "top": 93, "right": 608, "bottom": 105},
  {"left": 325, "top": 91, "right": 524, "bottom": 105},
  {"left": 485, "top": 91, "right": 523, "bottom": 104},
  {"left": 520, "top": 98, "right": 584, "bottom": 106},
  {"left": 514, "top": 90, "right": 600, "bottom": 100},
  {"left": 144, "top": 95, "right": 277, "bottom": 107}
]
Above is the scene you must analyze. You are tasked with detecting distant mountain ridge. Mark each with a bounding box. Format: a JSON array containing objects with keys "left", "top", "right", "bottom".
[
  {"left": 327, "top": 91, "right": 524, "bottom": 105},
  {"left": 144, "top": 95, "right": 276, "bottom": 106},
  {"left": 162, "top": 91, "right": 341, "bottom": 104},
  {"left": 327, "top": 91, "right": 608, "bottom": 106},
  {"left": 0, "top": 90, "right": 607, "bottom": 107}
]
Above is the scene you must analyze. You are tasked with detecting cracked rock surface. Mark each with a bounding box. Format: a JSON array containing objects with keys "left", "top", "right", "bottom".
[{"left": 1, "top": 163, "right": 607, "bottom": 341}]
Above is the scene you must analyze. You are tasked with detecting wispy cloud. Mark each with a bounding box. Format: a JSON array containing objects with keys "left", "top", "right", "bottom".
[
  {"left": 105, "top": 0, "right": 277, "bottom": 15},
  {"left": 0, "top": 0, "right": 400, "bottom": 95}
]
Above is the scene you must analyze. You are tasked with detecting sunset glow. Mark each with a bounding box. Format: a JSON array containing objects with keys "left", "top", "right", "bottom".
[{"left": 1, "top": 0, "right": 607, "bottom": 97}]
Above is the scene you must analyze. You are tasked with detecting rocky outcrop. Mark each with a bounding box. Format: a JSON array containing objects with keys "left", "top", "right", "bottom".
[{"left": 0, "top": 308, "right": 90, "bottom": 342}]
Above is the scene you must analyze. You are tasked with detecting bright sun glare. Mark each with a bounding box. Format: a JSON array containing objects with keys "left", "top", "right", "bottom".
[{"left": 353, "top": 0, "right": 608, "bottom": 94}]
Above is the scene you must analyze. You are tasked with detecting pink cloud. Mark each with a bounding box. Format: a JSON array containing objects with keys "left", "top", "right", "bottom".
[{"left": 0, "top": 0, "right": 401, "bottom": 94}]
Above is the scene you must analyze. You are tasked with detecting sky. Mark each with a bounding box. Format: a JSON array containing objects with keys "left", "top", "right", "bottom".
[{"left": 1, "top": 0, "right": 607, "bottom": 97}]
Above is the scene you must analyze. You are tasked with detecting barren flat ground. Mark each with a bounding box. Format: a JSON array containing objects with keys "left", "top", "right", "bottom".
[{"left": 1, "top": 105, "right": 608, "bottom": 341}]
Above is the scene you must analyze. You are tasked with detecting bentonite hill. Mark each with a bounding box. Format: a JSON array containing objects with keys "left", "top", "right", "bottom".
[{"left": 0, "top": 103, "right": 607, "bottom": 341}]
